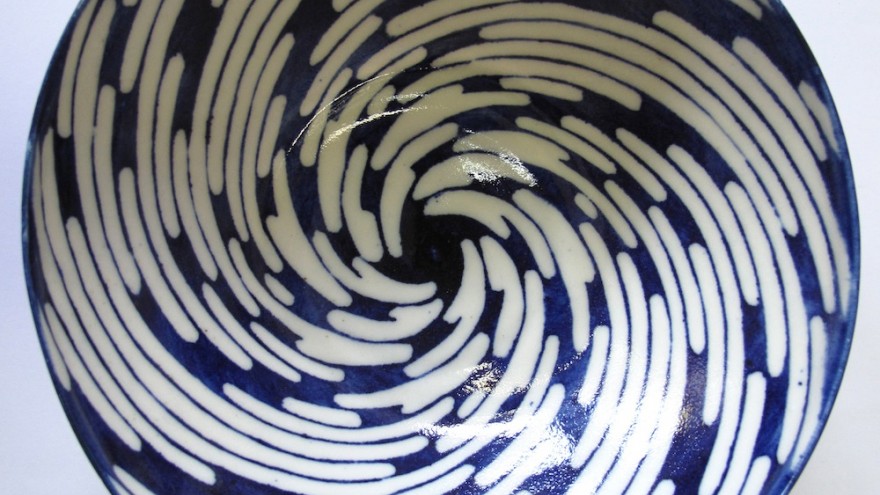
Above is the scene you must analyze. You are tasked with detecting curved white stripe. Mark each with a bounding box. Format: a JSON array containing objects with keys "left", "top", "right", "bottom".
[
  {"left": 732, "top": 38, "right": 826, "bottom": 161},
  {"left": 139, "top": 0, "right": 264, "bottom": 322},
  {"left": 382, "top": 123, "right": 459, "bottom": 256},
  {"left": 718, "top": 373, "right": 768, "bottom": 495},
  {"left": 516, "top": 117, "right": 616, "bottom": 174},
  {"left": 226, "top": 385, "right": 454, "bottom": 443},
  {"left": 396, "top": 466, "right": 475, "bottom": 495},
  {"left": 247, "top": 90, "right": 291, "bottom": 272},
  {"left": 408, "top": 58, "right": 641, "bottom": 112},
  {"left": 515, "top": 190, "right": 595, "bottom": 352},
  {"left": 478, "top": 12, "right": 808, "bottom": 268},
  {"left": 95, "top": 88, "right": 142, "bottom": 295},
  {"left": 282, "top": 396, "right": 362, "bottom": 428},
  {"left": 315, "top": 69, "right": 376, "bottom": 233},
  {"left": 301, "top": 15, "right": 382, "bottom": 116},
  {"left": 690, "top": 244, "right": 726, "bottom": 423},
  {"left": 227, "top": 241, "right": 384, "bottom": 376},
  {"left": 36, "top": 139, "right": 215, "bottom": 483},
  {"left": 575, "top": 194, "right": 599, "bottom": 219},
  {"left": 264, "top": 274, "right": 295, "bottom": 306},
  {"left": 571, "top": 227, "right": 628, "bottom": 467},
  {"left": 253, "top": 38, "right": 295, "bottom": 178},
  {"left": 561, "top": 117, "right": 665, "bottom": 202},
  {"left": 332, "top": 0, "right": 354, "bottom": 12},
  {"left": 313, "top": 232, "right": 437, "bottom": 305},
  {"left": 57, "top": 0, "right": 98, "bottom": 138},
  {"left": 202, "top": 285, "right": 307, "bottom": 381},
  {"left": 114, "top": 466, "right": 158, "bottom": 495},
  {"left": 629, "top": 294, "right": 688, "bottom": 495},
  {"left": 480, "top": 236, "right": 525, "bottom": 358},
  {"left": 651, "top": 480, "right": 677, "bottom": 495},
  {"left": 373, "top": 86, "right": 530, "bottom": 170},
  {"left": 732, "top": 37, "right": 842, "bottom": 314},
  {"left": 298, "top": 69, "right": 351, "bottom": 168},
  {"left": 249, "top": 323, "right": 345, "bottom": 382},
  {"left": 799, "top": 82, "right": 840, "bottom": 153},
  {"left": 268, "top": 152, "right": 353, "bottom": 307},
  {"left": 38, "top": 308, "right": 72, "bottom": 390},
  {"left": 155, "top": 56, "right": 185, "bottom": 239},
  {"left": 352, "top": 258, "right": 438, "bottom": 303},
  {"left": 500, "top": 77, "right": 583, "bottom": 102},
  {"left": 612, "top": 295, "right": 674, "bottom": 495},
  {"left": 227, "top": 0, "right": 301, "bottom": 243},
  {"left": 343, "top": 145, "right": 384, "bottom": 262},
  {"left": 649, "top": 207, "right": 705, "bottom": 355},
  {"left": 667, "top": 147, "right": 758, "bottom": 306},
  {"left": 726, "top": 183, "right": 786, "bottom": 377},
  {"left": 514, "top": 336, "right": 561, "bottom": 424},
  {"left": 336, "top": 334, "right": 490, "bottom": 413},
  {"left": 207, "top": 0, "right": 278, "bottom": 195},
  {"left": 478, "top": 385, "right": 567, "bottom": 494},
  {"left": 793, "top": 317, "right": 828, "bottom": 462},
  {"left": 327, "top": 299, "right": 443, "bottom": 342},
  {"left": 436, "top": 270, "right": 546, "bottom": 453},
  {"left": 71, "top": 1, "right": 144, "bottom": 296},
  {"left": 457, "top": 125, "right": 640, "bottom": 246},
  {"left": 43, "top": 303, "right": 143, "bottom": 452},
  {"left": 570, "top": 253, "right": 650, "bottom": 492},
  {"left": 172, "top": 130, "right": 217, "bottom": 280},
  {"left": 311, "top": 0, "right": 384, "bottom": 65},
  {"left": 424, "top": 190, "right": 556, "bottom": 278},
  {"left": 741, "top": 457, "right": 772, "bottom": 495},
  {"left": 197, "top": 284, "right": 253, "bottom": 369},
  {"left": 576, "top": 325, "right": 609, "bottom": 407},
  {"left": 453, "top": 131, "right": 567, "bottom": 180},
  {"left": 413, "top": 153, "right": 536, "bottom": 200},
  {"left": 387, "top": 0, "right": 516, "bottom": 36},
  {"left": 301, "top": 48, "right": 427, "bottom": 167},
  {"left": 405, "top": 240, "right": 485, "bottom": 377},
  {"left": 119, "top": 175, "right": 407, "bottom": 479},
  {"left": 501, "top": 12, "right": 799, "bottom": 240},
  {"left": 63, "top": 225, "right": 221, "bottom": 483},
  {"left": 606, "top": 183, "right": 687, "bottom": 372},
  {"left": 729, "top": 0, "right": 762, "bottom": 19},
  {"left": 119, "top": 0, "right": 161, "bottom": 93},
  {"left": 654, "top": 12, "right": 812, "bottom": 235},
  {"left": 187, "top": 0, "right": 251, "bottom": 280}
]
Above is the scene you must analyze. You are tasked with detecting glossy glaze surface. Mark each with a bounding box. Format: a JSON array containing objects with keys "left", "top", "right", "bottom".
[{"left": 23, "top": 0, "right": 858, "bottom": 494}]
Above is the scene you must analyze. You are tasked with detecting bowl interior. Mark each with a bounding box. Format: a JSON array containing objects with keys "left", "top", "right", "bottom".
[{"left": 23, "top": 1, "right": 859, "bottom": 494}]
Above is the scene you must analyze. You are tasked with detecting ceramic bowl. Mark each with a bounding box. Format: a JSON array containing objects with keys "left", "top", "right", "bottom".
[{"left": 23, "top": 0, "right": 859, "bottom": 494}]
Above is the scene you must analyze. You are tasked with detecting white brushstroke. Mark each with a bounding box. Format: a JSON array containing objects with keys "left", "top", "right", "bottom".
[
  {"left": 207, "top": 0, "right": 279, "bottom": 195},
  {"left": 405, "top": 240, "right": 485, "bottom": 377},
  {"left": 119, "top": 0, "right": 161, "bottom": 93},
  {"left": 343, "top": 145, "right": 384, "bottom": 262},
  {"left": 480, "top": 236, "right": 524, "bottom": 358},
  {"left": 327, "top": 299, "right": 444, "bottom": 342},
  {"left": 57, "top": 0, "right": 98, "bottom": 137},
  {"left": 435, "top": 271, "right": 546, "bottom": 453},
  {"left": 335, "top": 334, "right": 490, "bottom": 413},
  {"left": 311, "top": 0, "right": 384, "bottom": 65},
  {"left": 381, "top": 123, "right": 459, "bottom": 256},
  {"left": 515, "top": 190, "right": 595, "bottom": 351}
]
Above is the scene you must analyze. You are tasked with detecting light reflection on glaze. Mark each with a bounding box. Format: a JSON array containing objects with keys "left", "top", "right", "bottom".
[{"left": 23, "top": 1, "right": 857, "bottom": 494}]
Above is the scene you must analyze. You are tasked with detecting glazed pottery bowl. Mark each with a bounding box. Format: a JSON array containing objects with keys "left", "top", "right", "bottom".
[{"left": 23, "top": 0, "right": 859, "bottom": 494}]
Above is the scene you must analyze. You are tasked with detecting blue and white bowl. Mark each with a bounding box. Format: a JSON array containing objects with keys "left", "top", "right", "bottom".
[{"left": 23, "top": 0, "right": 859, "bottom": 494}]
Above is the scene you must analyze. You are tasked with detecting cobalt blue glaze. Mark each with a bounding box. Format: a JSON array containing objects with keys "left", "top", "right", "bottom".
[{"left": 23, "top": 0, "right": 859, "bottom": 494}]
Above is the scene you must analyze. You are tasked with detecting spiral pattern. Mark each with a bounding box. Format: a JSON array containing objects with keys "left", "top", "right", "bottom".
[{"left": 24, "top": 1, "right": 858, "bottom": 494}]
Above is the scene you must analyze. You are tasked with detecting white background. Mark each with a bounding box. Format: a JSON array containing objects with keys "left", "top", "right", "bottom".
[{"left": 0, "top": 1, "right": 876, "bottom": 493}]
